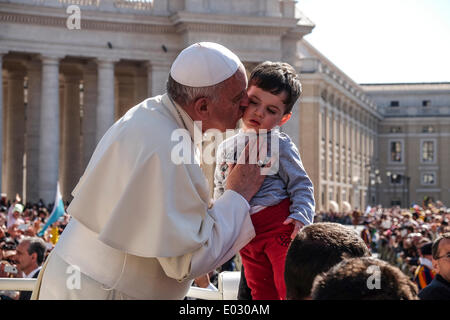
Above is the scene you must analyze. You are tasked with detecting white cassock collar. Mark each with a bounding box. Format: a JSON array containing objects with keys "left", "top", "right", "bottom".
[{"left": 162, "top": 94, "right": 203, "bottom": 165}]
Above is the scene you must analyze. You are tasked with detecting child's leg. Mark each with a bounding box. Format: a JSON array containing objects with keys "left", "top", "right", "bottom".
[
  {"left": 265, "top": 225, "right": 294, "bottom": 300},
  {"left": 241, "top": 198, "right": 293, "bottom": 300},
  {"left": 240, "top": 242, "right": 280, "bottom": 300}
]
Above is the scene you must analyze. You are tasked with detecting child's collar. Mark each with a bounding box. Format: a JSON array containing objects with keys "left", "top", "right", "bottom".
[{"left": 239, "top": 126, "right": 280, "bottom": 136}]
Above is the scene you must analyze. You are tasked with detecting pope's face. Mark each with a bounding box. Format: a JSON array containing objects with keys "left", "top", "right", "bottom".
[{"left": 207, "top": 68, "right": 248, "bottom": 132}]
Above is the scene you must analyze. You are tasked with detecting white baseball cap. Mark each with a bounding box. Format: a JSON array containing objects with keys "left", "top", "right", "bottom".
[{"left": 170, "top": 42, "right": 242, "bottom": 87}]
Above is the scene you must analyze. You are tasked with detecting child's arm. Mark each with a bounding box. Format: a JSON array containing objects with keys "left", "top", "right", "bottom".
[{"left": 278, "top": 134, "right": 316, "bottom": 232}]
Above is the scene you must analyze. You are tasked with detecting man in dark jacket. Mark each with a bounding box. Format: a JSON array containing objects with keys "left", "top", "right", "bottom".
[
  {"left": 419, "top": 233, "right": 450, "bottom": 300},
  {"left": 15, "top": 237, "right": 47, "bottom": 300}
]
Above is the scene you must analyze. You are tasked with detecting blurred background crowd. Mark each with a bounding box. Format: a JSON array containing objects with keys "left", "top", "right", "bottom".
[
  {"left": 316, "top": 200, "right": 450, "bottom": 286},
  {"left": 1, "top": 191, "right": 449, "bottom": 299}
]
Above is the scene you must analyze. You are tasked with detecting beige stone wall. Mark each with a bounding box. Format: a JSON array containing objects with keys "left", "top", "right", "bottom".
[
  {"left": 0, "top": 0, "right": 312, "bottom": 203},
  {"left": 377, "top": 117, "right": 450, "bottom": 207}
]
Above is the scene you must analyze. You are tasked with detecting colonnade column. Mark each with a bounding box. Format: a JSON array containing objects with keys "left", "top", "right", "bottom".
[
  {"left": 25, "top": 59, "right": 42, "bottom": 203},
  {"left": 96, "top": 58, "right": 117, "bottom": 143},
  {"left": 149, "top": 60, "right": 171, "bottom": 97},
  {"left": 5, "top": 67, "right": 26, "bottom": 200},
  {"left": 281, "top": 34, "right": 301, "bottom": 148},
  {"left": 81, "top": 62, "right": 97, "bottom": 171},
  {"left": 61, "top": 74, "right": 81, "bottom": 201},
  {"left": 39, "top": 55, "right": 61, "bottom": 204},
  {"left": 0, "top": 52, "right": 5, "bottom": 194}
]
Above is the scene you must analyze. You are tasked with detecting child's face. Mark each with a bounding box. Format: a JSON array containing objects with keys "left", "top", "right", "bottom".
[{"left": 242, "top": 85, "right": 291, "bottom": 131}]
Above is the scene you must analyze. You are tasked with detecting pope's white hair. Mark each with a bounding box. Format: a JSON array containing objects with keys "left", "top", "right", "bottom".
[
  {"left": 167, "top": 75, "right": 225, "bottom": 106},
  {"left": 166, "top": 64, "right": 246, "bottom": 107}
]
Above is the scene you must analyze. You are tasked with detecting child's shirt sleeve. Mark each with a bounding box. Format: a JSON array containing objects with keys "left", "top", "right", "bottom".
[{"left": 278, "top": 134, "right": 315, "bottom": 225}]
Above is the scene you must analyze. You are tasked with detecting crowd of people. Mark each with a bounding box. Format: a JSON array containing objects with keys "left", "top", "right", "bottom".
[
  {"left": 1, "top": 189, "right": 450, "bottom": 300},
  {"left": 316, "top": 200, "right": 450, "bottom": 292},
  {"left": 0, "top": 193, "right": 70, "bottom": 300}
]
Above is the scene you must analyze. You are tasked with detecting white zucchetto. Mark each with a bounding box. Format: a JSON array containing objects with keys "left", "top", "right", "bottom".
[{"left": 170, "top": 42, "right": 242, "bottom": 87}]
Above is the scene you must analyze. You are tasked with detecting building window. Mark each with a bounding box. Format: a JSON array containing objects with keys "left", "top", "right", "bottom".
[
  {"left": 390, "top": 101, "right": 399, "bottom": 107},
  {"left": 422, "top": 172, "right": 436, "bottom": 185},
  {"left": 390, "top": 141, "right": 403, "bottom": 162},
  {"left": 422, "top": 125, "right": 434, "bottom": 133},
  {"left": 421, "top": 140, "right": 435, "bottom": 163},
  {"left": 389, "top": 126, "right": 402, "bottom": 133},
  {"left": 422, "top": 100, "right": 431, "bottom": 107},
  {"left": 390, "top": 173, "right": 403, "bottom": 185}
]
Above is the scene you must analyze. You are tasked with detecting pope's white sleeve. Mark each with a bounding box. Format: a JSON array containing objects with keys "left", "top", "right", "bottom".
[{"left": 157, "top": 189, "right": 255, "bottom": 281}]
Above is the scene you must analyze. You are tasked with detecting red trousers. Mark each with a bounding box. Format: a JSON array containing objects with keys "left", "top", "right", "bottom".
[{"left": 240, "top": 198, "right": 293, "bottom": 300}]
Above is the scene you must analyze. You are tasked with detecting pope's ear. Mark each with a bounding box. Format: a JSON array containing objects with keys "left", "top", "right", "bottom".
[
  {"left": 192, "top": 97, "right": 210, "bottom": 120},
  {"left": 278, "top": 112, "right": 292, "bottom": 126}
]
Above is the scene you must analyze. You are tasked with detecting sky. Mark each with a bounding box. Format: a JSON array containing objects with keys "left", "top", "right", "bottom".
[{"left": 297, "top": 0, "right": 450, "bottom": 84}]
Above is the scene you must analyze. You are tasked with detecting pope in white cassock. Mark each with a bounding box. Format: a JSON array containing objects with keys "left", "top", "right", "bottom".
[{"left": 32, "top": 42, "right": 266, "bottom": 299}]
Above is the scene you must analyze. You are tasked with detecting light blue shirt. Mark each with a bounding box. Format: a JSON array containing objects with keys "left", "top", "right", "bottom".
[{"left": 214, "top": 129, "right": 315, "bottom": 226}]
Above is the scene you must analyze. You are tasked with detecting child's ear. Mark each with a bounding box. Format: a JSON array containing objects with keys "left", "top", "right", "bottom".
[{"left": 278, "top": 112, "right": 292, "bottom": 126}]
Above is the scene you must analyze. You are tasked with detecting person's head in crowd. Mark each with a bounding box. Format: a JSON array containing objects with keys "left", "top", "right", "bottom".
[
  {"left": 38, "top": 208, "right": 48, "bottom": 222},
  {"left": 284, "top": 222, "right": 370, "bottom": 300},
  {"left": 167, "top": 42, "right": 248, "bottom": 132},
  {"left": 15, "top": 237, "right": 47, "bottom": 276},
  {"left": 311, "top": 257, "right": 419, "bottom": 300},
  {"left": 419, "top": 241, "right": 433, "bottom": 261},
  {"left": 7, "top": 224, "right": 22, "bottom": 240},
  {"left": 12, "top": 203, "right": 24, "bottom": 220},
  {"left": 1, "top": 248, "right": 16, "bottom": 265},
  {"left": 0, "top": 226, "right": 5, "bottom": 240},
  {"left": 432, "top": 232, "right": 450, "bottom": 282}
]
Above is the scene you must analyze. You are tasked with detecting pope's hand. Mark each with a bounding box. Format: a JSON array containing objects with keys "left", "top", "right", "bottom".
[{"left": 225, "top": 138, "right": 270, "bottom": 203}]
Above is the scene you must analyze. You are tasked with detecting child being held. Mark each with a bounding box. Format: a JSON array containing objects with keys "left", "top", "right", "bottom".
[{"left": 214, "top": 61, "right": 315, "bottom": 300}]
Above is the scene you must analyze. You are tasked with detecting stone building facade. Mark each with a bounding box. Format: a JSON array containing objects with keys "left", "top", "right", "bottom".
[
  {"left": 1, "top": 0, "right": 449, "bottom": 211},
  {"left": 297, "top": 40, "right": 382, "bottom": 212},
  {"left": 0, "top": 0, "right": 313, "bottom": 203},
  {"left": 361, "top": 83, "right": 450, "bottom": 209}
]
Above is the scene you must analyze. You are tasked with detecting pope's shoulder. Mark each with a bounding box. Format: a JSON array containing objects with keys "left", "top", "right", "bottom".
[{"left": 116, "top": 95, "right": 180, "bottom": 142}]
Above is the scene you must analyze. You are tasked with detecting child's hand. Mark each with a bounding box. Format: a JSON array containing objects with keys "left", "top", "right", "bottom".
[{"left": 282, "top": 218, "right": 305, "bottom": 239}]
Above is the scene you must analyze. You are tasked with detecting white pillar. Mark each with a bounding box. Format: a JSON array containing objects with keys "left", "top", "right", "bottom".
[
  {"left": 96, "top": 59, "right": 116, "bottom": 143},
  {"left": 5, "top": 68, "right": 26, "bottom": 201},
  {"left": 81, "top": 62, "right": 97, "bottom": 171},
  {"left": 25, "top": 60, "right": 42, "bottom": 203},
  {"left": 61, "top": 74, "right": 81, "bottom": 202},
  {"left": 1, "top": 69, "right": 7, "bottom": 195},
  {"left": 280, "top": 34, "right": 301, "bottom": 148},
  {"left": 0, "top": 53, "right": 4, "bottom": 195},
  {"left": 149, "top": 60, "right": 170, "bottom": 97},
  {"left": 39, "top": 55, "right": 61, "bottom": 204}
]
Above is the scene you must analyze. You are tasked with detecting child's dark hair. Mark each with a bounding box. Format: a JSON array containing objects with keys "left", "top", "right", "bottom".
[{"left": 249, "top": 61, "right": 302, "bottom": 114}]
